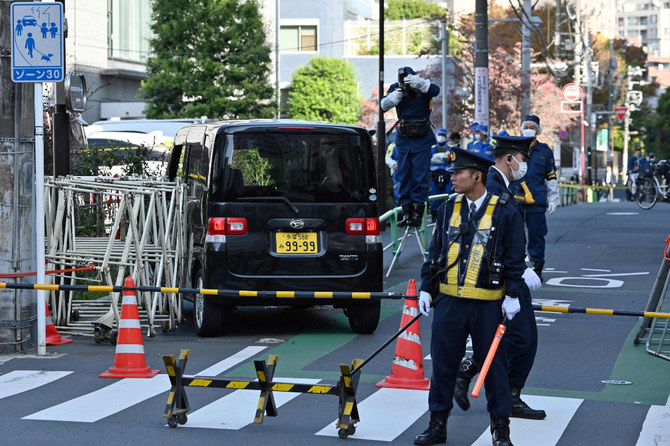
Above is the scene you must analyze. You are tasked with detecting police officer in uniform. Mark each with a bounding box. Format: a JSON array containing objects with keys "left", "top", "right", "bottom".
[
  {"left": 429, "top": 128, "right": 453, "bottom": 222},
  {"left": 515, "top": 114, "right": 560, "bottom": 281},
  {"left": 381, "top": 67, "right": 440, "bottom": 227},
  {"left": 415, "top": 147, "right": 526, "bottom": 446},
  {"left": 453, "top": 135, "right": 545, "bottom": 421},
  {"left": 467, "top": 124, "right": 494, "bottom": 160}
]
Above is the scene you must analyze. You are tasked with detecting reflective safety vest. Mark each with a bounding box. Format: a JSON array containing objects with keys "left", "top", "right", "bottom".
[{"left": 439, "top": 194, "right": 505, "bottom": 300}]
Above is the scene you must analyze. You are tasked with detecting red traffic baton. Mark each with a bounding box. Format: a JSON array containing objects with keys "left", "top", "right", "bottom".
[{"left": 471, "top": 317, "right": 508, "bottom": 399}]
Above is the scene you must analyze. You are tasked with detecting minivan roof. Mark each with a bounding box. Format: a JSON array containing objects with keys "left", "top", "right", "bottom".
[{"left": 87, "top": 118, "right": 212, "bottom": 138}]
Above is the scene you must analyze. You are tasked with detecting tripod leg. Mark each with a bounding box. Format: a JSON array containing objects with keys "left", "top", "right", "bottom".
[
  {"left": 386, "top": 228, "right": 411, "bottom": 277},
  {"left": 414, "top": 227, "right": 428, "bottom": 260}
]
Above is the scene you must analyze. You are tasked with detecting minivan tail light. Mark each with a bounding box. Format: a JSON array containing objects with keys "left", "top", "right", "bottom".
[
  {"left": 226, "top": 217, "right": 248, "bottom": 235},
  {"left": 207, "top": 217, "right": 248, "bottom": 236},
  {"left": 345, "top": 218, "right": 379, "bottom": 236}
]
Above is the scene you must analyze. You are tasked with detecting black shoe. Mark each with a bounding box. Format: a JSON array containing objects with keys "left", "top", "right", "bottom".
[
  {"left": 408, "top": 202, "right": 425, "bottom": 227},
  {"left": 510, "top": 387, "right": 546, "bottom": 420},
  {"left": 490, "top": 416, "right": 513, "bottom": 446},
  {"left": 532, "top": 261, "right": 544, "bottom": 283},
  {"left": 454, "top": 356, "right": 479, "bottom": 411},
  {"left": 414, "top": 412, "right": 447, "bottom": 445},
  {"left": 398, "top": 204, "right": 413, "bottom": 227}
]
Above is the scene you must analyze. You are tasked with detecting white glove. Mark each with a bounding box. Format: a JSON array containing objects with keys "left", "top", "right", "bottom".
[
  {"left": 404, "top": 74, "right": 431, "bottom": 93},
  {"left": 431, "top": 152, "right": 446, "bottom": 164},
  {"left": 380, "top": 89, "right": 403, "bottom": 111},
  {"left": 522, "top": 268, "right": 542, "bottom": 290},
  {"left": 547, "top": 201, "right": 557, "bottom": 214},
  {"left": 547, "top": 179, "right": 560, "bottom": 213},
  {"left": 419, "top": 291, "right": 432, "bottom": 316},
  {"left": 501, "top": 295, "right": 521, "bottom": 320},
  {"left": 385, "top": 156, "right": 397, "bottom": 172}
]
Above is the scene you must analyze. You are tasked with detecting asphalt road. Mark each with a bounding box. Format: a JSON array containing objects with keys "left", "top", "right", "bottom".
[{"left": 1, "top": 200, "right": 669, "bottom": 446}]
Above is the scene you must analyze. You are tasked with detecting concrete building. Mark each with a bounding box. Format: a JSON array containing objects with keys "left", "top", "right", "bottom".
[{"left": 615, "top": 0, "right": 670, "bottom": 58}]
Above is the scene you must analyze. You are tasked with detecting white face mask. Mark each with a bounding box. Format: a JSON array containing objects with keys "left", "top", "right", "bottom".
[
  {"left": 436, "top": 135, "right": 446, "bottom": 144},
  {"left": 521, "top": 128, "right": 537, "bottom": 138},
  {"left": 511, "top": 155, "right": 528, "bottom": 180},
  {"left": 474, "top": 134, "right": 481, "bottom": 141}
]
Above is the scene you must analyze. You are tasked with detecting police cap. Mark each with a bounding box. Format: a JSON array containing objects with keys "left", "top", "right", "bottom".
[
  {"left": 447, "top": 147, "right": 494, "bottom": 173},
  {"left": 436, "top": 127, "right": 448, "bottom": 136},
  {"left": 492, "top": 135, "right": 534, "bottom": 158}
]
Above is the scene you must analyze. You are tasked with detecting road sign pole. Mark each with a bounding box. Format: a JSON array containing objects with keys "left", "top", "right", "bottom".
[{"left": 35, "top": 81, "right": 46, "bottom": 355}]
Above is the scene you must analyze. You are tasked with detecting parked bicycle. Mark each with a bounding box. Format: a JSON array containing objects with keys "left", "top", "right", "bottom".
[{"left": 635, "top": 160, "right": 670, "bottom": 210}]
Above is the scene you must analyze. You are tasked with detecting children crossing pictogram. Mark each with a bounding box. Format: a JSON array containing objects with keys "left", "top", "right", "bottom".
[{"left": 10, "top": 2, "right": 64, "bottom": 82}]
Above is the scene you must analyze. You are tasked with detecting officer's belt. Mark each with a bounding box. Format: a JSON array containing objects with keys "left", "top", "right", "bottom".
[{"left": 439, "top": 283, "right": 504, "bottom": 300}]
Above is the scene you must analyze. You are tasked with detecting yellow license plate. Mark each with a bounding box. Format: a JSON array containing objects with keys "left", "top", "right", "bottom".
[{"left": 275, "top": 232, "right": 318, "bottom": 254}]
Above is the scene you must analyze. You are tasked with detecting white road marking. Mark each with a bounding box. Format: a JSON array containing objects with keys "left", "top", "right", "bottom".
[
  {"left": 22, "top": 346, "right": 265, "bottom": 423},
  {"left": 316, "top": 387, "right": 428, "bottom": 441},
  {"left": 472, "top": 395, "right": 583, "bottom": 446},
  {"left": 183, "top": 377, "right": 319, "bottom": 430},
  {"left": 580, "top": 272, "right": 649, "bottom": 278},
  {"left": 580, "top": 268, "right": 611, "bottom": 272},
  {"left": 636, "top": 395, "right": 670, "bottom": 445},
  {"left": 0, "top": 371, "right": 72, "bottom": 400}
]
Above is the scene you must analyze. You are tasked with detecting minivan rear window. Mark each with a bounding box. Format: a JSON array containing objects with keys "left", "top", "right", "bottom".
[{"left": 211, "top": 131, "right": 373, "bottom": 203}]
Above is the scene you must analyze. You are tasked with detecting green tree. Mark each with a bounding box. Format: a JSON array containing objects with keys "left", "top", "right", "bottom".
[
  {"left": 141, "top": 0, "right": 275, "bottom": 119},
  {"left": 288, "top": 57, "right": 360, "bottom": 125},
  {"left": 385, "top": 0, "right": 445, "bottom": 19}
]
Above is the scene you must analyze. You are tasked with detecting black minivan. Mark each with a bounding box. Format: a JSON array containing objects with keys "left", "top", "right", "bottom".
[{"left": 166, "top": 120, "right": 383, "bottom": 336}]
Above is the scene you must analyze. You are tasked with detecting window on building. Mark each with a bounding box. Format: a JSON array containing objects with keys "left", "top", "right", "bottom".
[
  {"left": 640, "top": 16, "right": 648, "bottom": 25},
  {"left": 641, "top": 29, "right": 648, "bottom": 40},
  {"left": 618, "top": 17, "right": 624, "bottom": 27},
  {"left": 628, "top": 30, "right": 639, "bottom": 37},
  {"left": 650, "top": 28, "right": 657, "bottom": 38},
  {"left": 280, "top": 25, "right": 318, "bottom": 52},
  {"left": 651, "top": 15, "right": 658, "bottom": 24},
  {"left": 628, "top": 16, "right": 638, "bottom": 26},
  {"left": 108, "top": 0, "right": 153, "bottom": 62}
]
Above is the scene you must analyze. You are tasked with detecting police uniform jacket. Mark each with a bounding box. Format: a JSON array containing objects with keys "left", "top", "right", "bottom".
[
  {"left": 420, "top": 193, "right": 526, "bottom": 300},
  {"left": 486, "top": 167, "right": 512, "bottom": 199},
  {"left": 430, "top": 142, "right": 451, "bottom": 172},
  {"left": 514, "top": 140, "right": 556, "bottom": 213},
  {"left": 467, "top": 138, "right": 494, "bottom": 160},
  {"left": 384, "top": 82, "right": 440, "bottom": 153}
]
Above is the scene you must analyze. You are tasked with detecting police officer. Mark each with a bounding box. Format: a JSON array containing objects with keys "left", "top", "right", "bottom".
[
  {"left": 453, "top": 135, "right": 545, "bottom": 421},
  {"left": 415, "top": 147, "right": 526, "bottom": 446},
  {"left": 381, "top": 67, "right": 440, "bottom": 227},
  {"left": 515, "top": 114, "right": 560, "bottom": 281},
  {"left": 468, "top": 124, "right": 494, "bottom": 160},
  {"left": 429, "top": 128, "right": 453, "bottom": 222}
]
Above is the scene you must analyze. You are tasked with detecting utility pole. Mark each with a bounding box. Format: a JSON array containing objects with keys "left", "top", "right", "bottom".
[
  {"left": 439, "top": 20, "right": 448, "bottom": 129},
  {"left": 585, "top": 32, "right": 594, "bottom": 185},
  {"left": 474, "top": 0, "right": 489, "bottom": 129},
  {"left": 275, "top": 0, "right": 280, "bottom": 118},
  {"left": 606, "top": 40, "right": 614, "bottom": 168},
  {"left": 376, "top": 0, "right": 387, "bottom": 213},
  {"left": 53, "top": 0, "right": 69, "bottom": 177},
  {"left": 520, "top": 0, "right": 532, "bottom": 117},
  {"left": 0, "top": 1, "right": 37, "bottom": 353}
]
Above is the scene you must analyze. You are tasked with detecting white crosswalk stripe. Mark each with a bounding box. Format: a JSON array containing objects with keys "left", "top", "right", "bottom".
[
  {"left": 471, "top": 395, "right": 583, "bottom": 446},
  {"left": 636, "top": 395, "right": 670, "bottom": 446},
  {"left": 316, "top": 387, "right": 428, "bottom": 441},
  {"left": 22, "top": 346, "right": 265, "bottom": 423},
  {"left": 0, "top": 370, "right": 72, "bottom": 400},
  {"left": 183, "top": 377, "right": 320, "bottom": 430}
]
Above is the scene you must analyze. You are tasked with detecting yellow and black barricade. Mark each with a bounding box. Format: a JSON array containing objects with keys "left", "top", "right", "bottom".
[{"left": 162, "top": 349, "right": 362, "bottom": 439}]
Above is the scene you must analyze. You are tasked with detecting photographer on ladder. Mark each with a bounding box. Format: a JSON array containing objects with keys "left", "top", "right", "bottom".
[{"left": 381, "top": 67, "right": 440, "bottom": 227}]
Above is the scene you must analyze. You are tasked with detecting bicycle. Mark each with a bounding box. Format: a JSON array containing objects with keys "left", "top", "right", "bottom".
[{"left": 635, "top": 160, "right": 670, "bottom": 210}]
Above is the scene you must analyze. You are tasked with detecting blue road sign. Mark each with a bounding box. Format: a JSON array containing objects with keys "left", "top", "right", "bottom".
[{"left": 11, "top": 2, "right": 64, "bottom": 83}]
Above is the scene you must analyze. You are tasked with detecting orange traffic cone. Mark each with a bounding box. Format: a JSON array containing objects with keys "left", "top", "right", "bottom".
[
  {"left": 100, "top": 276, "right": 159, "bottom": 378},
  {"left": 46, "top": 303, "right": 73, "bottom": 345},
  {"left": 376, "top": 279, "right": 430, "bottom": 390}
]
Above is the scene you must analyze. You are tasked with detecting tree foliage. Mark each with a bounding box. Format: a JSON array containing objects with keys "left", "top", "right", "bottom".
[
  {"left": 288, "top": 57, "right": 360, "bottom": 125},
  {"left": 141, "top": 0, "right": 275, "bottom": 119},
  {"left": 385, "top": 0, "right": 445, "bottom": 20}
]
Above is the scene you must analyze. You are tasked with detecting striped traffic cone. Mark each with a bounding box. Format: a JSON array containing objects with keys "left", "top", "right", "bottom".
[
  {"left": 100, "top": 276, "right": 159, "bottom": 378},
  {"left": 376, "top": 279, "right": 430, "bottom": 390},
  {"left": 45, "top": 303, "right": 73, "bottom": 345}
]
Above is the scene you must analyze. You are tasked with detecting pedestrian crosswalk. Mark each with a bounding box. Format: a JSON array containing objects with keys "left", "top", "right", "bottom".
[{"left": 1, "top": 348, "right": 668, "bottom": 444}]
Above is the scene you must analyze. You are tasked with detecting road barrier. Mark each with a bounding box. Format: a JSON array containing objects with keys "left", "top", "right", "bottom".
[
  {"left": 634, "top": 234, "right": 670, "bottom": 361},
  {"left": 532, "top": 304, "right": 670, "bottom": 319},
  {"left": 162, "top": 349, "right": 363, "bottom": 438}
]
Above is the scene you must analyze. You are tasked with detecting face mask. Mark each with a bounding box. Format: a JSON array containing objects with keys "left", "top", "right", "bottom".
[
  {"left": 511, "top": 155, "right": 528, "bottom": 181},
  {"left": 474, "top": 134, "right": 481, "bottom": 141},
  {"left": 436, "top": 136, "right": 446, "bottom": 144},
  {"left": 521, "top": 128, "right": 536, "bottom": 138}
]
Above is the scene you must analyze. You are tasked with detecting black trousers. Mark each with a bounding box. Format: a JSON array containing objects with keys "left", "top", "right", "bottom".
[
  {"left": 428, "top": 294, "right": 511, "bottom": 417},
  {"left": 504, "top": 291, "right": 538, "bottom": 389}
]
